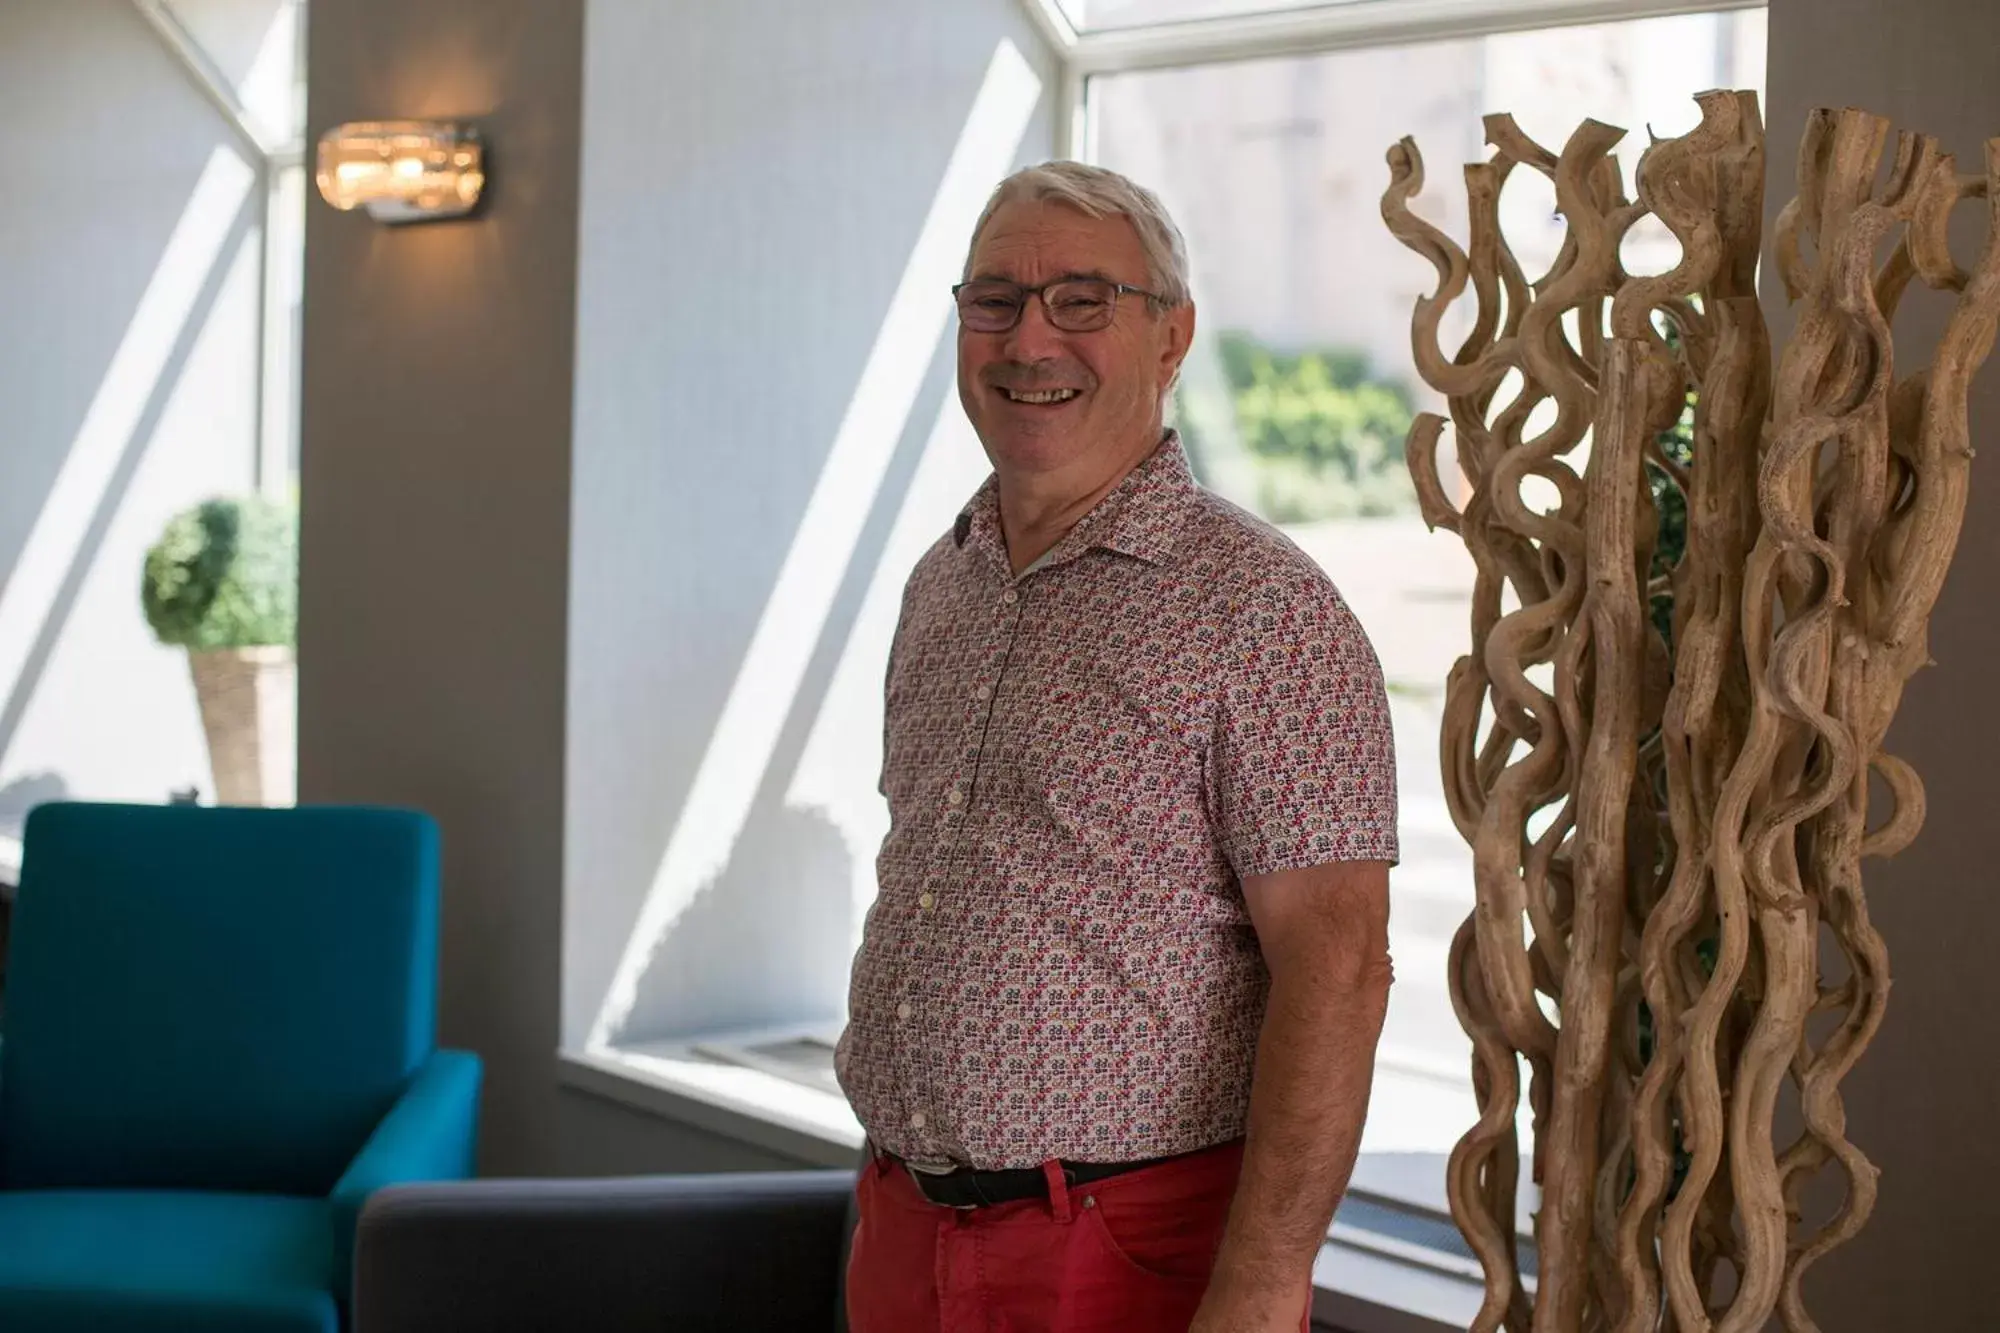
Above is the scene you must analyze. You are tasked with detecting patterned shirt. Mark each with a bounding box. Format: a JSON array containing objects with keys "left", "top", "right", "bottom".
[{"left": 835, "top": 433, "right": 1398, "bottom": 1170}]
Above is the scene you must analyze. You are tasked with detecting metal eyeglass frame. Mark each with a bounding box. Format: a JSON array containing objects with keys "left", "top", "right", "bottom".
[{"left": 950, "top": 277, "right": 1169, "bottom": 333}]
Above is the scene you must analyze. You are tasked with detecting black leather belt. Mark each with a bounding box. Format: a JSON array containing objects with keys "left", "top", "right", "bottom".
[{"left": 890, "top": 1152, "right": 1176, "bottom": 1210}]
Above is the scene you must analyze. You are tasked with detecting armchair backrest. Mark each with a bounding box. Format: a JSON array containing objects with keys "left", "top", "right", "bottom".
[{"left": 0, "top": 802, "right": 441, "bottom": 1195}]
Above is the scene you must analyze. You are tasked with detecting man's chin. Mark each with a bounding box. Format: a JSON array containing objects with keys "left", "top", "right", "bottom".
[{"left": 977, "top": 420, "right": 1084, "bottom": 471}]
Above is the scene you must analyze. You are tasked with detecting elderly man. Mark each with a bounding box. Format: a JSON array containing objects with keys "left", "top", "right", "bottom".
[{"left": 835, "top": 160, "right": 1399, "bottom": 1333}]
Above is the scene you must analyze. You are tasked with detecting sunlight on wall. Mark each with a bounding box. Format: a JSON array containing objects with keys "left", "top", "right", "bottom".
[
  {"left": 0, "top": 145, "right": 255, "bottom": 722},
  {"left": 587, "top": 38, "right": 1045, "bottom": 1051},
  {"left": 787, "top": 392, "right": 994, "bottom": 958}
]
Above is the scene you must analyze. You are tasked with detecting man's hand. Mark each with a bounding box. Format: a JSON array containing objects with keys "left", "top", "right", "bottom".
[{"left": 1193, "top": 857, "right": 1394, "bottom": 1329}]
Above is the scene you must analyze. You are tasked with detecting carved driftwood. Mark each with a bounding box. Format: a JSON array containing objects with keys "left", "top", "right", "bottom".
[{"left": 1382, "top": 93, "right": 2000, "bottom": 1331}]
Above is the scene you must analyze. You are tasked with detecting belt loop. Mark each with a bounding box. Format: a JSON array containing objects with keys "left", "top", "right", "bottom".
[
  {"left": 866, "top": 1140, "right": 893, "bottom": 1178},
  {"left": 1041, "top": 1160, "right": 1072, "bottom": 1223}
]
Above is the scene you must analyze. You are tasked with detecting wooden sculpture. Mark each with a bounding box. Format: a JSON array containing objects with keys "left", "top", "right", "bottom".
[{"left": 1381, "top": 91, "right": 2000, "bottom": 1331}]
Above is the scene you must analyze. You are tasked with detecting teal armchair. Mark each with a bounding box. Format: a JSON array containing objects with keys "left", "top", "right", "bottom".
[{"left": 0, "top": 802, "right": 482, "bottom": 1332}]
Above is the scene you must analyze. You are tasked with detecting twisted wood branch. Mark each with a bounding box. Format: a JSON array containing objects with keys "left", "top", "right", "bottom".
[{"left": 1384, "top": 96, "right": 2000, "bottom": 1331}]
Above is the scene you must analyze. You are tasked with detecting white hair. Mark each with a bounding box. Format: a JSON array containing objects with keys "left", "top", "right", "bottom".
[{"left": 963, "top": 160, "right": 1193, "bottom": 307}]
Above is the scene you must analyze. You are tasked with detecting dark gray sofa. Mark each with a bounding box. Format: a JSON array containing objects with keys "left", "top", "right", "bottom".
[{"left": 351, "top": 1170, "right": 858, "bottom": 1332}]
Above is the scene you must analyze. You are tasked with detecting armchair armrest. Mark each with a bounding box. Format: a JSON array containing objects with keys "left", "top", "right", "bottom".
[
  {"left": 353, "top": 1169, "right": 857, "bottom": 1333},
  {"left": 330, "top": 1049, "right": 483, "bottom": 1289}
]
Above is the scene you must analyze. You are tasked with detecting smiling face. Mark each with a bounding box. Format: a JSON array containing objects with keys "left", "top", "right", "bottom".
[{"left": 956, "top": 197, "right": 1194, "bottom": 482}]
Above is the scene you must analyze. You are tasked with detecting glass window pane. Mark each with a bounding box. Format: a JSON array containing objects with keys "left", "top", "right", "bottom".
[{"left": 1089, "top": 7, "right": 1766, "bottom": 1175}]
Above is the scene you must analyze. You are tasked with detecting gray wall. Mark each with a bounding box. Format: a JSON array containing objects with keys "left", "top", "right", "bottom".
[
  {"left": 0, "top": 0, "right": 279, "bottom": 831},
  {"left": 298, "top": 0, "right": 612, "bottom": 1177},
  {"left": 565, "top": 0, "right": 1058, "bottom": 1050},
  {"left": 1764, "top": 0, "right": 2000, "bottom": 1326}
]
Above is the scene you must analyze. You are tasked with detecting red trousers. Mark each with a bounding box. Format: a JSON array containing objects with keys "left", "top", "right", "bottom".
[{"left": 844, "top": 1140, "right": 1313, "bottom": 1333}]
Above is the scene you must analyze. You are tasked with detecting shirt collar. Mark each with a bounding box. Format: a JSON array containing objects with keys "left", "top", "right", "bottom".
[{"left": 953, "top": 431, "right": 1198, "bottom": 574}]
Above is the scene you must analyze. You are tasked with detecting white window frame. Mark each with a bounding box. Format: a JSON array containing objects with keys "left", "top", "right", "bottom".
[
  {"left": 1021, "top": 0, "right": 1753, "bottom": 1319},
  {"left": 1021, "top": 0, "right": 1762, "bottom": 158}
]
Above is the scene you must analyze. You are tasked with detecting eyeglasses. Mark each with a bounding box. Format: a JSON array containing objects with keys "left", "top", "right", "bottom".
[{"left": 951, "top": 277, "right": 1166, "bottom": 334}]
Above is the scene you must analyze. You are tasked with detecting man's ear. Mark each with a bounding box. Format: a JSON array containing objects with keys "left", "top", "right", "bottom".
[{"left": 1160, "top": 301, "right": 1196, "bottom": 390}]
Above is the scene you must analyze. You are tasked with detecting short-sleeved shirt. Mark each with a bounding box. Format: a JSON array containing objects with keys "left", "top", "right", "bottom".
[{"left": 835, "top": 432, "right": 1398, "bottom": 1171}]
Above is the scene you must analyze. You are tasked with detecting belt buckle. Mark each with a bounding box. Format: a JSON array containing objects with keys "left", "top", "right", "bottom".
[{"left": 903, "top": 1159, "right": 981, "bottom": 1210}]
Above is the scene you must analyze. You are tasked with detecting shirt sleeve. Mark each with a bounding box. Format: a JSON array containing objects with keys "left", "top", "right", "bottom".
[{"left": 1209, "top": 571, "right": 1400, "bottom": 877}]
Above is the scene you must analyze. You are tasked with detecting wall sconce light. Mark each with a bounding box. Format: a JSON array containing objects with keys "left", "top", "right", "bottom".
[{"left": 315, "top": 121, "right": 485, "bottom": 223}]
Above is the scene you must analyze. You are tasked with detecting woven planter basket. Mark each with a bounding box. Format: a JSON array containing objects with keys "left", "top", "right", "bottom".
[{"left": 189, "top": 646, "right": 296, "bottom": 807}]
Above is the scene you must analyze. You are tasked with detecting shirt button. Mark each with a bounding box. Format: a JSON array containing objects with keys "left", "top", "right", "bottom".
[
  {"left": 910, "top": 1110, "right": 928, "bottom": 1130},
  {"left": 1001, "top": 589, "right": 1019, "bottom": 605},
  {"left": 896, "top": 1001, "right": 913, "bottom": 1020},
  {"left": 946, "top": 788, "right": 964, "bottom": 806},
  {"left": 975, "top": 685, "right": 992, "bottom": 702},
  {"left": 918, "top": 891, "right": 936, "bottom": 911}
]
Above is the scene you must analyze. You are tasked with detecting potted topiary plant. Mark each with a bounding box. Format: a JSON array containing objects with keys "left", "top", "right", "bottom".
[{"left": 141, "top": 493, "right": 298, "bottom": 806}]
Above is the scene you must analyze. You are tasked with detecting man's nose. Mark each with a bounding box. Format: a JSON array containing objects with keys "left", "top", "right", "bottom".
[{"left": 1001, "top": 296, "right": 1066, "bottom": 361}]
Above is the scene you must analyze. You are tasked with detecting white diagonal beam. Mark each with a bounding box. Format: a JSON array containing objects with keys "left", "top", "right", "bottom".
[{"left": 1014, "top": 0, "right": 1082, "bottom": 52}]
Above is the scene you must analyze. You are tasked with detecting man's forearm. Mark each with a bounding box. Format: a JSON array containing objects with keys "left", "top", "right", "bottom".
[{"left": 1204, "top": 965, "right": 1392, "bottom": 1315}]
